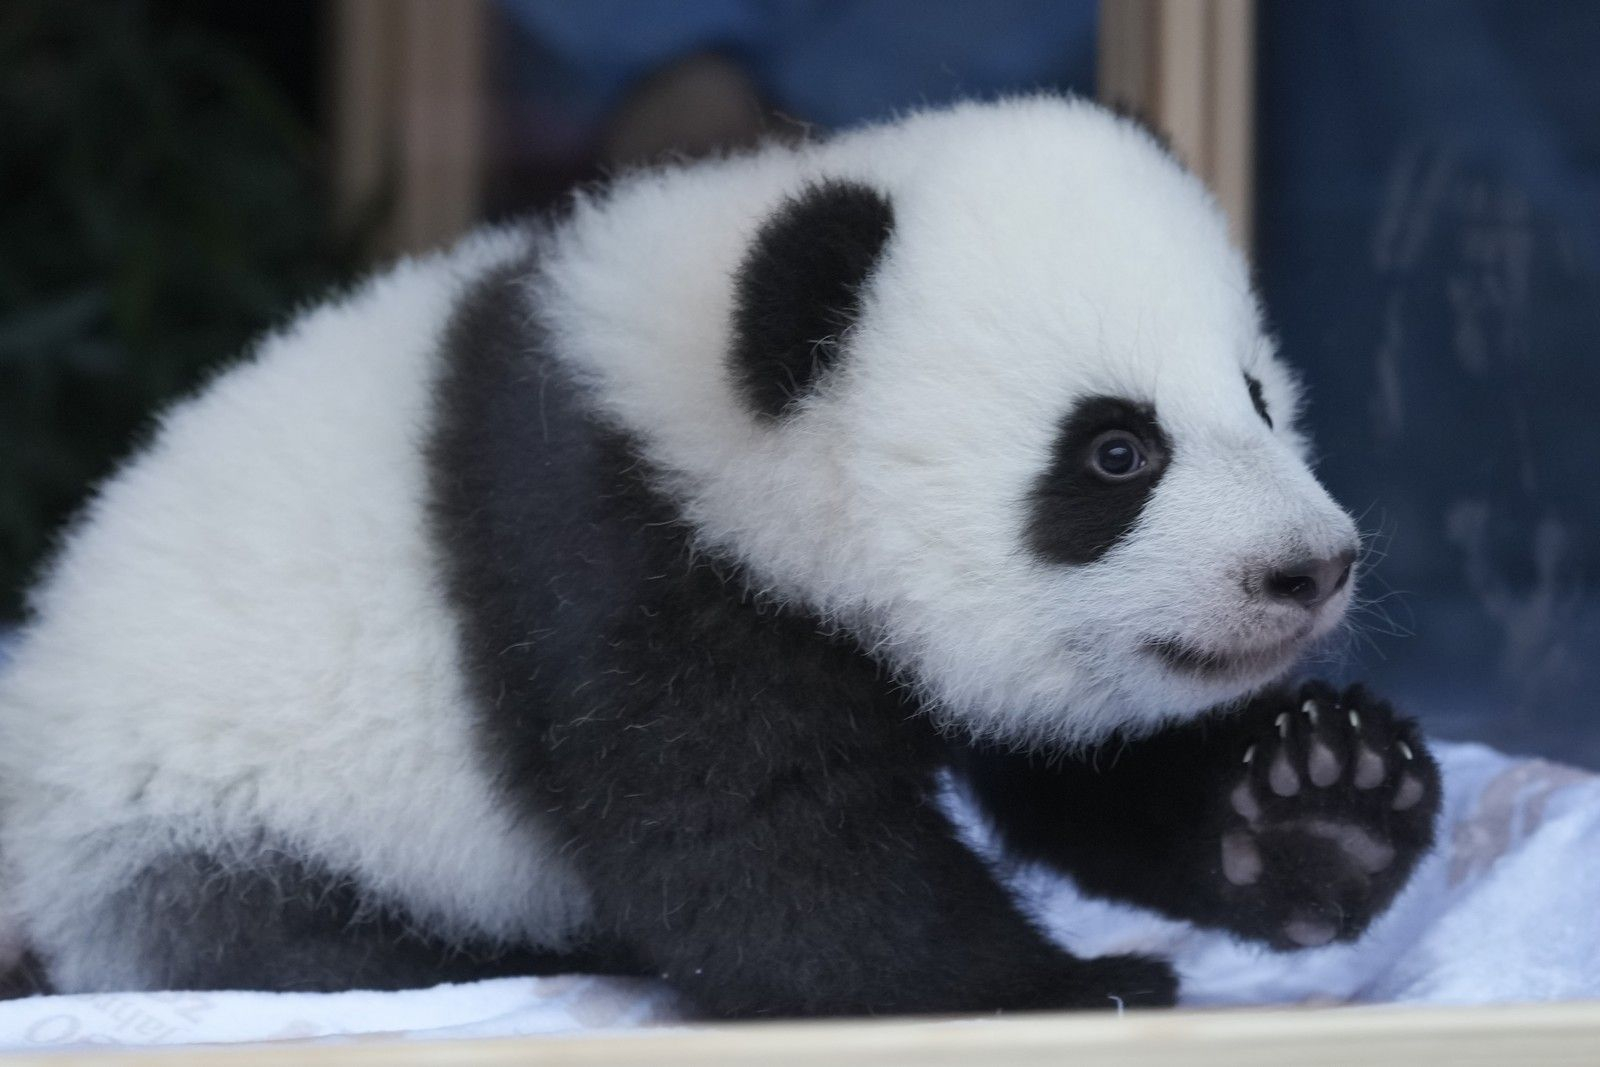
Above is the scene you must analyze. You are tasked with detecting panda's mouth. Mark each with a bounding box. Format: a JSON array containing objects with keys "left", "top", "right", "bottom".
[{"left": 1144, "top": 631, "right": 1308, "bottom": 681}]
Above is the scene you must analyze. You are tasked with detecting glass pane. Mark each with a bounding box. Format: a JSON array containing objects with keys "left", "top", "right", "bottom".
[
  {"left": 483, "top": 1, "right": 1099, "bottom": 214},
  {"left": 1258, "top": 0, "right": 1600, "bottom": 765}
]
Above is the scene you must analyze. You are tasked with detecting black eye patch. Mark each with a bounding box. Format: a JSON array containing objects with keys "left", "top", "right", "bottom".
[
  {"left": 1027, "top": 396, "right": 1173, "bottom": 565},
  {"left": 1245, "top": 373, "right": 1274, "bottom": 429}
]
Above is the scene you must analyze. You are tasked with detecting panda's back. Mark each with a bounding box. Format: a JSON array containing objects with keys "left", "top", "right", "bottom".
[{"left": 0, "top": 227, "right": 593, "bottom": 989}]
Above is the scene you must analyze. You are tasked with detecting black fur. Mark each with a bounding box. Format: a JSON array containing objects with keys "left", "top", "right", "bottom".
[
  {"left": 1245, "top": 373, "right": 1274, "bottom": 429},
  {"left": 1027, "top": 396, "right": 1173, "bottom": 565},
  {"left": 963, "top": 681, "right": 1440, "bottom": 950},
  {"left": 728, "top": 181, "right": 894, "bottom": 419},
  {"left": 1104, "top": 99, "right": 1181, "bottom": 161},
  {"left": 425, "top": 236, "right": 1175, "bottom": 1017},
  {"left": 90, "top": 844, "right": 604, "bottom": 992}
]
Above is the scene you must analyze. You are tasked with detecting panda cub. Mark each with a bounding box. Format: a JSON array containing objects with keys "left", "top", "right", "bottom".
[{"left": 0, "top": 96, "right": 1439, "bottom": 1016}]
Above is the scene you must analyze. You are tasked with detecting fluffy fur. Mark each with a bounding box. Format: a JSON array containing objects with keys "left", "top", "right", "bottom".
[
  {"left": 0, "top": 96, "right": 1437, "bottom": 1015},
  {"left": 535, "top": 96, "right": 1353, "bottom": 745},
  {"left": 0, "top": 230, "right": 592, "bottom": 991}
]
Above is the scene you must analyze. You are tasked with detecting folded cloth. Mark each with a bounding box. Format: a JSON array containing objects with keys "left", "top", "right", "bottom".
[{"left": 0, "top": 741, "right": 1594, "bottom": 1051}]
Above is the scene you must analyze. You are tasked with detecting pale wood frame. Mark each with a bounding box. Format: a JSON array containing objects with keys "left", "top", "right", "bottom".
[
  {"left": 1098, "top": 0, "right": 1257, "bottom": 249},
  {"left": 5, "top": 1000, "right": 1600, "bottom": 1066},
  {"left": 330, "top": 0, "right": 488, "bottom": 257}
]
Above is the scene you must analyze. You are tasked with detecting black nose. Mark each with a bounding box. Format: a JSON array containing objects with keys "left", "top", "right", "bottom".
[{"left": 1264, "top": 550, "right": 1355, "bottom": 610}]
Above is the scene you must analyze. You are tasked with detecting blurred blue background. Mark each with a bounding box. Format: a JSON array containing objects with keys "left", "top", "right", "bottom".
[
  {"left": 3, "top": 0, "right": 1598, "bottom": 766},
  {"left": 1258, "top": 0, "right": 1600, "bottom": 764},
  {"left": 495, "top": 0, "right": 1098, "bottom": 128}
]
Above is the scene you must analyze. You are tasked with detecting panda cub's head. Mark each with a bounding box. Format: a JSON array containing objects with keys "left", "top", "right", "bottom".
[{"left": 546, "top": 97, "right": 1360, "bottom": 747}]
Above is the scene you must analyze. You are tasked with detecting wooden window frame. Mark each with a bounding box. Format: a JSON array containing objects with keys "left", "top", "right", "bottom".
[
  {"left": 330, "top": 0, "right": 488, "bottom": 258},
  {"left": 3, "top": 997, "right": 1598, "bottom": 1065},
  {"left": 1099, "top": 0, "right": 1256, "bottom": 250}
]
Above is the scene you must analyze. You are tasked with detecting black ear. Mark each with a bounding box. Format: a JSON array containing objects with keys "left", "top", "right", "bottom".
[{"left": 728, "top": 180, "right": 895, "bottom": 419}]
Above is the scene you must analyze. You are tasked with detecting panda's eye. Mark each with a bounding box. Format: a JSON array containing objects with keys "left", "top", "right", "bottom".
[
  {"left": 1087, "top": 430, "right": 1148, "bottom": 482},
  {"left": 1245, "top": 373, "right": 1274, "bottom": 429}
]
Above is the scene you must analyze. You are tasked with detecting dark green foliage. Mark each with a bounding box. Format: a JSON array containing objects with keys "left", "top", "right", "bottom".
[{"left": 0, "top": 1, "right": 369, "bottom": 620}]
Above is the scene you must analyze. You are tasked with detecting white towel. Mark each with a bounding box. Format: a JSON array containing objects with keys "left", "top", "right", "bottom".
[{"left": 0, "top": 740, "right": 1593, "bottom": 1052}]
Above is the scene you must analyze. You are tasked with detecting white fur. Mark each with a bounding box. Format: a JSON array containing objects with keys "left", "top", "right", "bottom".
[
  {"left": 0, "top": 230, "right": 592, "bottom": 989},
  {"left": 0, "top": 96, "right": 1357, "bottom": 987},
  {"left": 539, "top": 95, "right": 1358, "bottom": 746}
]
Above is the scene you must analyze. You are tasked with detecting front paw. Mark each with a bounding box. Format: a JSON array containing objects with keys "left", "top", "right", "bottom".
[
  {"left": 1055, "top": 953, "right": 1178, "bottom": 1011},
  {"left": 1213, "top": 681, "right": 1440, "bottom": 950}
]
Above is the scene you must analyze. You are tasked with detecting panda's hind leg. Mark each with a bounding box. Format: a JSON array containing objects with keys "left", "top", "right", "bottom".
[{"left": 51, "top": 843, "right": 607, "bottom": 994}]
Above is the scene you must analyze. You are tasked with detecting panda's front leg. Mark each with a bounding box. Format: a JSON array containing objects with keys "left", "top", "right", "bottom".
[
  {"left": 962, "top": 682, "right": 1441, "bottom": 950},
  {"left": 550, "top": 714, "right": 1181, "bottom": 1016},
  {"left": 596, "top": 793, "right": 1184, "bottom": 1018},
  {"left": 534, "top": 631, "right": 1180, "bottom": 1016}
]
